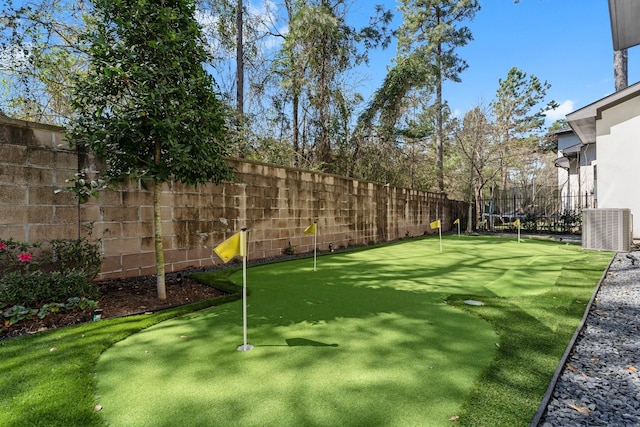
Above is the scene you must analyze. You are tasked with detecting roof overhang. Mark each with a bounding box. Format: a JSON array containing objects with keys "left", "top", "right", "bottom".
[
  {"left": 566, "top": 81, "right": 640, "bottom": 144},
  {"left": 609, "top": 0, "right": 640, "bottom": 50},
  {"left": 561, "top": 143, "right": 581, "bottom": 156}
]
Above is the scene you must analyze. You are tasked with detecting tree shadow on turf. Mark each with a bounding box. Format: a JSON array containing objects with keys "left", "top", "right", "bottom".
[
  {"left": 286, "top": 338, "right": 339, "bottom": 347},
  {"left": 257, "top": 338, "right": 339, "bottom": 347}
]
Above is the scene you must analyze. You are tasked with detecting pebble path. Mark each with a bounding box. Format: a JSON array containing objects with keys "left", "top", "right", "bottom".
[{"left": 535, "top": 252, "right": 640, "bottom": 426}]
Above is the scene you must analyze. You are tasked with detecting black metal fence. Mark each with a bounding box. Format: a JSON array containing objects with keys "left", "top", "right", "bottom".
[{"left": 479, "top": 191, "right": 594, "bottom": 235}]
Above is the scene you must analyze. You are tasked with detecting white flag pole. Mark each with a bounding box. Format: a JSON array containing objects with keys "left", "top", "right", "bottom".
[
  {"left": 237, "top": 228, "right": 253, "bottom": 352},
  {"left": 439, "top": 221, "right": 442, "bottom": 253},
  {"left": 457, "top": 221, "right": 460, "bottom": 237},
  {"left": 517, "top": 221, "right": 521, "bottom": 243},
  {"left": 313, "top": 225, "right": 317, "bottom": 272}
]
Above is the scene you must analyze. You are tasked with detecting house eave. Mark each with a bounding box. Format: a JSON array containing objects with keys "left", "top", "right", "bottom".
[
  {"left": 609, "top": 0, "right": 640, "bottom": 50},
  {"left": 566, "top": 81, "right": 640, "bottom": 144}
]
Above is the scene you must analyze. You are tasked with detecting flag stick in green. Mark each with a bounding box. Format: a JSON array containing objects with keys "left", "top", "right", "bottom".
[
  {"left": 439, "top": 222, "right": 442, "bottom": 253},
  {"left": 304, "top": 223, "right": 317, "bottom": 271},
  {"left": 313, "top": 230, "right": 317, "bottom": 272},
  {"left": 518, "top": 221, "right": 521, "bottom": 243},
  {"left": 237, "top": 228, "right": 253, "bottom": 352}
]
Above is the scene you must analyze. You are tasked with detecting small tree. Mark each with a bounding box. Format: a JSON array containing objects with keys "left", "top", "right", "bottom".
[{"left": 68, "top": 0, "right": 234, "bottom": 299}]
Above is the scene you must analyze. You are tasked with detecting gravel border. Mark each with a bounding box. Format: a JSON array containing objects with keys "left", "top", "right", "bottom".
[{"left": 533, "top": 251, "right": 640, "bottom": 426}]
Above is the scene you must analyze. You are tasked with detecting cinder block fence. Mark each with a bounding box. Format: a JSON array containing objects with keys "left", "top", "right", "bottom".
[{"left": 0, "top": 116, "right": 467, "bottom": 279}]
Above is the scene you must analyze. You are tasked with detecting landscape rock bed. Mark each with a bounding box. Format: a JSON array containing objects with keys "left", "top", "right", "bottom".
[{"left": 538, "top": 252, "right": 640, "bottom": 426}]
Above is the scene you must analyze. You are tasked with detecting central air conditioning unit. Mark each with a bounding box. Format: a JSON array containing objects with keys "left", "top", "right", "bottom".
[{"left": 582, "top": 208, "right": 633, "bottom": 252}]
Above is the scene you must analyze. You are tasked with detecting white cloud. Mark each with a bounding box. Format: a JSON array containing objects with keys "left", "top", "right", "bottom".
[
  {"left": 544, "top": 99, "right": 574, "bottom": 122},
  {"left": 0, "top": 44, "right": 29, "bottom": 69}
]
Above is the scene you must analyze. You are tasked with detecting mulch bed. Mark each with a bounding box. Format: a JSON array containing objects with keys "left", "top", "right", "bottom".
[{"left": 1, "top": 275, "right": 227, "bottom": 340}]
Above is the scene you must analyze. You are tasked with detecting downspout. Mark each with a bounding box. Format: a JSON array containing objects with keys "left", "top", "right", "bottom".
[{"left": 577, "top": 150, "right": 582, "bottom": 208}]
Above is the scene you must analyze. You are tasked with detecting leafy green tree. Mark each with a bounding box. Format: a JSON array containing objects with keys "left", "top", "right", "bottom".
[
  {"left": 350, "top": 54, "right": 432, "bottom": 180},
  {"left": 68, "top": 0, "right": 234, "bottom": 299},
  {"left": 397, "top": 0, "right": 480, "bottom": 192},
  {"left": 540, "top": 118, "right": 568, "bottom": 153},
  {"left": 274, "top": 1, "right": 392, "bottom": 171},
  {"left": 0, "top": 0, "right": 88, "bottom": 124}
]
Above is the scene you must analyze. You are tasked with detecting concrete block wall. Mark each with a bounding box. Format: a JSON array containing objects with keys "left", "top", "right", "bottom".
[
  {"left": 0, "top": 117, "right": 81, "bottom": 243},
  {"left": 0, "top": 117, "right": 466, "bottom": 280}
]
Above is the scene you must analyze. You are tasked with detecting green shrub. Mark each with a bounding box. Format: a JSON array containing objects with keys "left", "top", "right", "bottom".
[
  {"left": 0, "top": 238, "right": 44, "bottom": 276},
  {"left": 523, "top": 212, "right": 539, "bottom": 232},
  {"left": 1, "top": 235, "right": 103, "bottom": 280},
  {"left": 559, "top": 209, "right": 582, "bottom": 233},
  {"left": 50, "top": 237, "right": 102, "bottom": 279},
  {"left": 0, "top": 271, "right": 97, "bottom": 306},
  {"left": 0, "top": 235, "right": 102, "bottom": 327}
]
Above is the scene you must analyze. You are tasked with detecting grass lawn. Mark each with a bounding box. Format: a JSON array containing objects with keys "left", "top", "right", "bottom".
[{"left": 90, "top": 235, "right": 612, "bottom": 427}]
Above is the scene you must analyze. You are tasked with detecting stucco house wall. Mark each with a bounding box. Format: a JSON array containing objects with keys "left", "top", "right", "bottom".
[
  {"left": 567, "top": 81, "right": 640, "bottom": 239},
  {"left": 595, "top": 97, "right": 640, "bottom": 236}
]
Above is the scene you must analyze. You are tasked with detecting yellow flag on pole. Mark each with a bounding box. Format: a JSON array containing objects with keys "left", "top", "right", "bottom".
[
  {"left": 304, "top": 223, "right": 317, "bottom": 235},
  {"left": 453, "top": 218, "right": 460, "bottom": 225},
  {"left": 513, "top": 219, "right": 521, "bottom": 227},
  {"left": 214, "top": 231, "right": 246, "bottom": 263},
  {"left": 430, "top": 219, "right": 441, "bottom": 229}
]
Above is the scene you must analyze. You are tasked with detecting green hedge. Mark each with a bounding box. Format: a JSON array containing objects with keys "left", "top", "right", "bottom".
[{"left": 0, "top": 271, "right": 97, "bottom": 307}]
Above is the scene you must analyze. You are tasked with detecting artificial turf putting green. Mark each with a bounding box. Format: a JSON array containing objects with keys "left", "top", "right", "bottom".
[{"left": 95, "top": 236, "right": 610, "bottom": 426}]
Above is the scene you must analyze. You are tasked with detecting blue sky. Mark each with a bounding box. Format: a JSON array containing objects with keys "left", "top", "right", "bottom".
[
  {"left": 8, "top": 0, "right": 635, "bottom": 128},
  {"left": 355, "top": 0, "right": 640, "bottom": 125}
]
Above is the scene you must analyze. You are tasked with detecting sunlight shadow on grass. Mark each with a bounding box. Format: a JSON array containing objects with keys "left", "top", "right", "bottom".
[{"left": 285, "top": 338, "right": 339, "bottom": 347}]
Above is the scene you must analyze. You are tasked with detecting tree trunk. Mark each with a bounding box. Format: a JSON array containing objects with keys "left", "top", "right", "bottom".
[
  {"left": 293, "top": 91, "right": 300, "bottom": 166},
  {"left": 348, "top": 134, "right": 360, "bottom": 178},
  {"left": 436, "top": 81, "right": 444, "bottom": 192},
  {"left": 614, "top": 49, "right": 628, "bottom": 91},
  {"left": 284, "top": 0, "right": 300, "bottom": 166},
  {"left": 475, "top": 183, "right": 483, "bottom": 230},
  {"left": 435, "top": 15, "right": 444, "bottom": 193},
  {"left": 236, "top": 0, "right": 244, "bottom": 117},
  {"left": 318, "top": 35, "right": 331, "bottom": 169},
  {"left": 154, "top": 142, "right": 166, "bottom": 300}
]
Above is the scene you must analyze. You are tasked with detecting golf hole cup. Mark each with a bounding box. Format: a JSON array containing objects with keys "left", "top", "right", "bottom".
[{"left": 93, "top": 308, "right": 103, "bottom": 321}]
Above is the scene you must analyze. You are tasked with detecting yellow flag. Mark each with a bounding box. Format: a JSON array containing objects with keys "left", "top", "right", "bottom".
[
  {"left": 513, "top": 219, "right": 521, "bottom": 227},
  {"left": 453, "top": 218, "right": 460, "bottom": 225},
  {"left": 430, "top": 219, "right": 441, "bottom": 229},
  {"left": 304, "top": 223, "right": 317, "bottom": 235},
  {"left": 214, "top": 231, "right": 246, "bottom": 263}
]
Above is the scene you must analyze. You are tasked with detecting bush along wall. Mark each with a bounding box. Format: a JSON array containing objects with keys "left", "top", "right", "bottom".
[{"left": 0, "top": 237, "right": 102, "bottom": 328}]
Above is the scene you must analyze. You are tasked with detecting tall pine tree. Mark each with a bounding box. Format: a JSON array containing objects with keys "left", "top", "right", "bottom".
[{"left": 397, "top": 0, "right": 479, "bottom": 192}]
